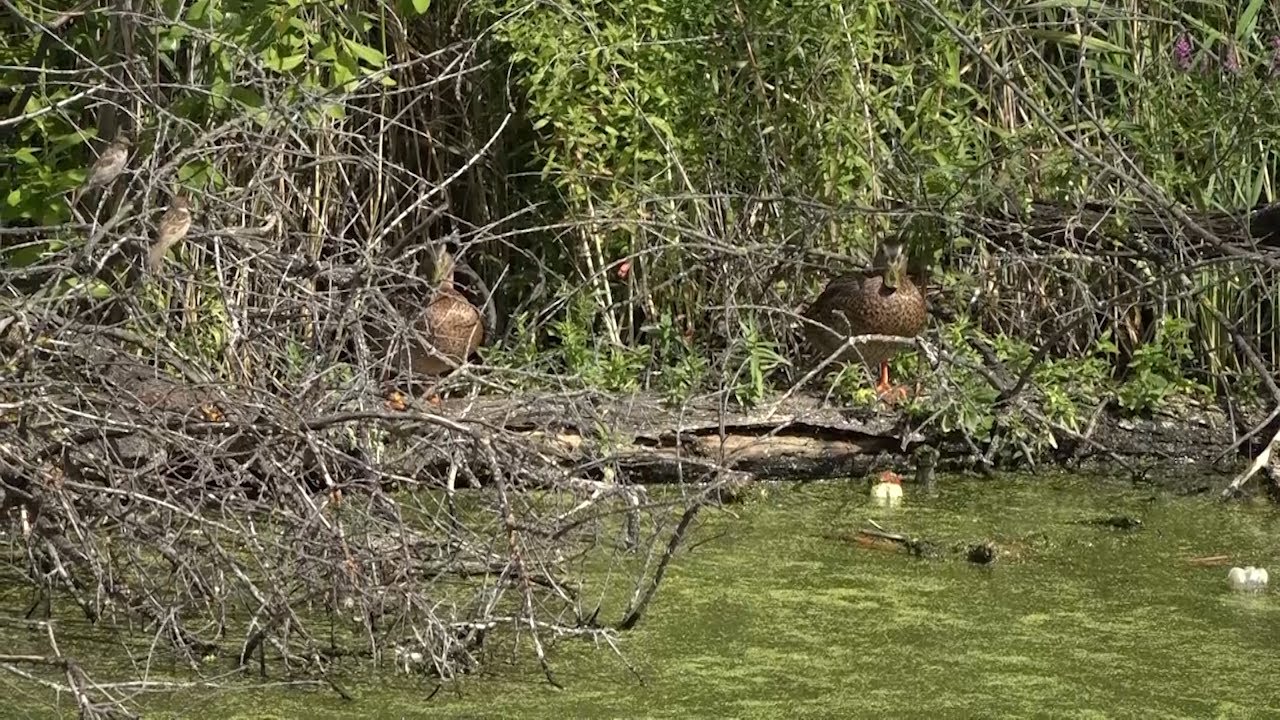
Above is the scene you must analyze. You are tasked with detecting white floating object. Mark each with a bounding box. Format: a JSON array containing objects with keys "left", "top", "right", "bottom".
[
  {"left": 1250, "top": 567, "right": 1269, "bottom": 588},
  {"left": 870, "top": 471, "right": 904, "bottom": 507},
  {"left": 1228, "top": 567, "right": 1248, "bottom": 590},
  {"left": 1227, "top": 566, "right": 1269, "bottom": 592}
]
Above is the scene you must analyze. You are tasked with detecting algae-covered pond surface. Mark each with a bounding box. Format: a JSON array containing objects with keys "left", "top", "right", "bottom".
[{"left": 12, "top": 473, "right": 1280, "bottom": 718}]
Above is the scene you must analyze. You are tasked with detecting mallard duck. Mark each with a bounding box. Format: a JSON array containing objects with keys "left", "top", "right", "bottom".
[
  {"left": 870, "top": 470, "right": 904, "bottom": 507},
  {"left": 409, "top": 245, "right": 485, "bottom": 377},
  {"left": 803, "top": 239, "right": 927, "bottom": 402},
  {"left": 378, "top": 245, "right": 488, "bottom": 410}
]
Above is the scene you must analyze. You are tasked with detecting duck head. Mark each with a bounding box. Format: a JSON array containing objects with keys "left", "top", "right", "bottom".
[
  {"left": 873, "top": 241, "right": 909, "bottom": 290},
  {"left": 430, "top": 245, "right": 456, "bottom": 290}
]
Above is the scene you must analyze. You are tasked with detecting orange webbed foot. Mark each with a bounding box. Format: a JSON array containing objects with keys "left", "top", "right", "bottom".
[
  {"left": 384, "top": 390, "right": 409, "bottom": 412},
  {"left": 874, "top": 360, "right": 911, "bottom": 405},
  {"left": 875, "top": 382, "right": 910, "bottom": 405}
]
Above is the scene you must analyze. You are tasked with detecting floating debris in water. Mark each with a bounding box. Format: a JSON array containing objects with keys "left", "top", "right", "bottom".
[
  {"left": 1227, "top": 566, "right": 1269, "bottom": 593},
  {"left": 966, "top": 541, "right": 998, "bottom": 565},
  {"left": 832, "top": 519, "right": 941, "bottom": 559},
  {"left": 1076, "top": 514, "right": 1143, "bottom": 531},
  {"left": 1186, "top": 554, "right": 1232, "bottom": 567},
  {"left": 870, "top": 470, "right": 904, "bottom": 507},
  {"left": 912, "top": 445, "right": 939, "bottom": 497}
]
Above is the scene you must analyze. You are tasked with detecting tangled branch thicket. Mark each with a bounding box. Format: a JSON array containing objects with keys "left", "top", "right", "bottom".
[
  {"left": 5, "top": 0, "right": 1280, "bottom": 715},
  {"left": 0, "top": 3, "right": 712, "bottom": 717}
]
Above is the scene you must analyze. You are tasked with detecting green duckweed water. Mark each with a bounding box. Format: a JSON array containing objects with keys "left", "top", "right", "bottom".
[{"left": 11, "top": 473, "right": 1280, "bottom": 719}]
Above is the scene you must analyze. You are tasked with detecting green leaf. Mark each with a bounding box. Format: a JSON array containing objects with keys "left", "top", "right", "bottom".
[
  {"left": 411, "top": 0, "right": 430, "bottom": 14},
  {"left": 342, "top": 38, "right": 386, "bottom": 68},
  {"left": 264, "top": 47, "right": 307, "bottom": 72},
  {"left": 331, "top": 56, "right": 358, "bottom": 91},
  {"left": 4, "top": 241, "right": 54, "bottom": 268},
  {"left": 1083, "top": 60, "right": 1139, "bottom": 84},
  {"left": 647, "top": 115, "right": 673, "bottom": 139},
  {"left": 88, "top": 280, "right": 113, "bottom": 300},
  {"left": 1236, "top": 0, "right": 1265, "bottom": 42},
  {"left": 1027, "top": 30, "right": 1129, "bottom": 55},
  {"left": 313, "top": 43, "right": 338, "bottom": 62},
  {"left": 1250, "top": 164, "right": 1267, "bottom": 208},
  {"left": 287, "top": 17, "right": 314, "bottom": 37},
  {"left": 230, "top": 86, "right": 264, "bottom": 108},
  {"left": 158, "top": 32, "right": 181, "bottom": 53},
  {"left": 187, "top": 0, "right": 211, "bottom": 22},
  {"left": 50, "top": 129, "right": 95, "bottom": 151},
  {"left": 210, "top": 76, "right": 231, "bottom": 109},
  {"left": 178, "top": 160, "right": 213, "bottom": 184}
]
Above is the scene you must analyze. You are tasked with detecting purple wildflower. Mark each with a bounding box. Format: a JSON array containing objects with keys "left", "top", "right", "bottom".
[
  {"left": 1173, "top": 33, "right": 1193, "bottom": 71},
  {"left": 1223, "top": 42, "right": 1240, "bottom": 75}
]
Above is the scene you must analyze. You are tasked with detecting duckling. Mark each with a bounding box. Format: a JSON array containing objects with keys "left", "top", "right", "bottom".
[{"left": 870, "top": 470, "right": 904, "bottom": 507}]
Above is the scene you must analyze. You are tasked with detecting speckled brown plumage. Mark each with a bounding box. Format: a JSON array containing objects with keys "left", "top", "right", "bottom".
[
  {"left": 70, "top": 135, "right": 131, "bottom": 208},
  {"left": 401, "top": 247, "right": 485, "bottom": 377},
  {"left": 148, "top": 193, "right": 191, "bottom": 273},
  {"left": 82, "top": 136, "right": 131, "bottom": 191},
  {"left": 410, "top": 286, "right": 485, "bottom": 376},
  {"left": 803, "top": 241, "right": 927, "bottom": 394}
]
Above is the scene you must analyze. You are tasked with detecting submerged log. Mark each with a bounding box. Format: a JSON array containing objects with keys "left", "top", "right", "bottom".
[{"left": 832, "top": 527, "right": 940, "bottom": 559}]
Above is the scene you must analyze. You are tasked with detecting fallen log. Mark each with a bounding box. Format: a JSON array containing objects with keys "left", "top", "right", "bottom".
[
  {"left": 3, "top": 360, "right": 1249, "bottom": 503},
  {"left": 421, "top": 391, "right": 1241, "bottom": 491}
]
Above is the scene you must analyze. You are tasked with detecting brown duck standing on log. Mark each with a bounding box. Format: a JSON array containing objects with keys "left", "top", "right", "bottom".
[
  {"left": 414, "top": 245, "right": 486, "bottom": 375},
  {"left": 384, "top": 245, "right": 489, "bottom": 410},
  {"left": 803, "top": 239, "right": 928, "bottom": 403}
]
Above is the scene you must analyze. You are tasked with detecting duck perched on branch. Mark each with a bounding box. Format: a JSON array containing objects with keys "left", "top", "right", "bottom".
[{"left": 803, "top": 239, "right": 928, "bottom": 402}]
